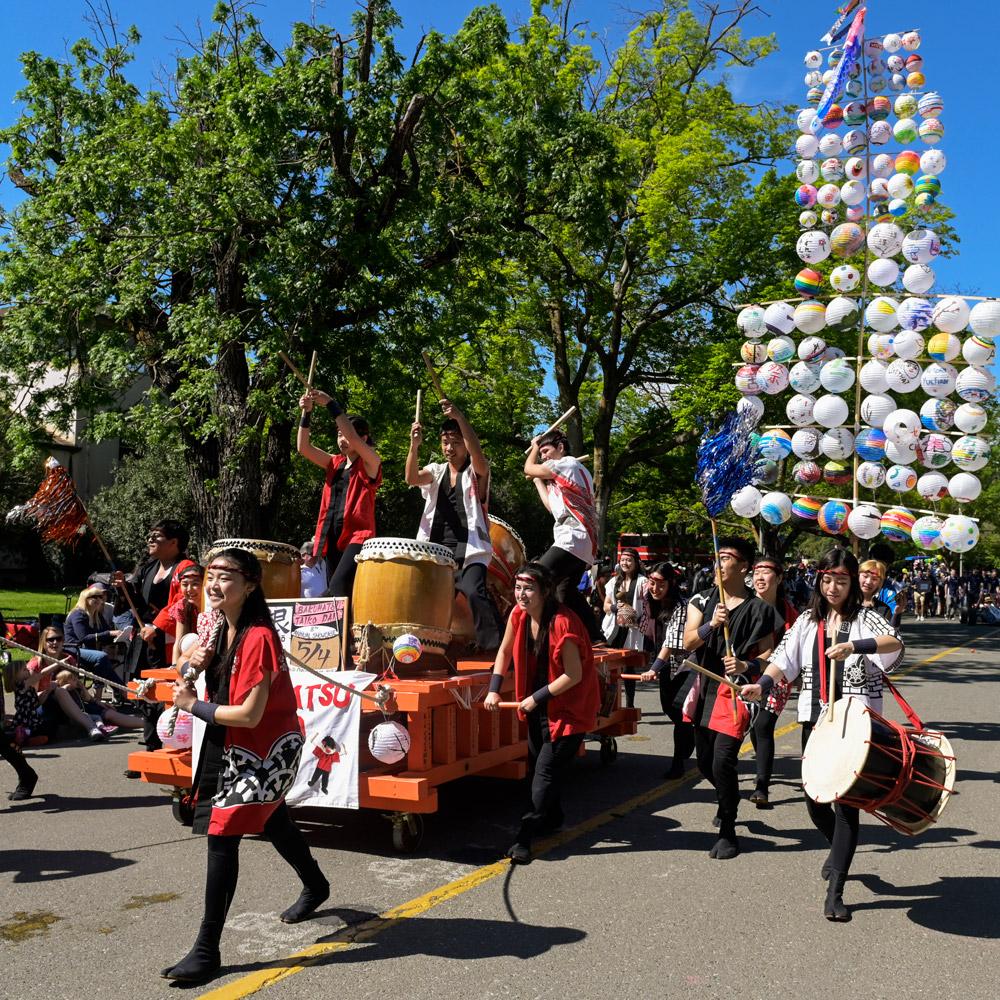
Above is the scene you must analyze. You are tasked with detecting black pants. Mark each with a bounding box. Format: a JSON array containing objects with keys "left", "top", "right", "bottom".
[
  {"left": 1, "top": 736, "right": 35, "bottom": 787},
  {"left": 659, "top": 670, "right": 695, "bottom": 770},
  {"left": 695, "top": 725, "right": 742, "bottom": 838},
  {"left": 751, "top": 709, "right": 779, "bottom": 794},
  {"left": 801, "top": 723, "right": 860, "bottom": 874},
  {"left": 516, "top": 712, "right": 584, "bottom": 848},
  {"left": 324, "top": 542, "right": 365, "bottom": 598},
  {"left": 308, "top": 766, "right": 331, "bottom": 795},
  {"left": 536, "top": 546, "right": 601, "bottom": 641},
  {"left": 455, "top": 562, "right": 503, "bottom": 650}
]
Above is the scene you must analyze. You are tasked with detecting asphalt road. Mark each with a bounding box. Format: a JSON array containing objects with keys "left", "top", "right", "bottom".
[{"left": 2, "top": 620, "right": 998, "bottom": 1000}]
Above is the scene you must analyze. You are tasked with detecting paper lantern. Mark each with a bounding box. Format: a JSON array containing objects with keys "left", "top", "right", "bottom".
[
  {"left": 797, "top": 107, "right": 819, "bottom": 131},
  {"left": 914, "top": 191, "right": 937, "bottom": 212},
  {"left": 917, "top": 433, "right": 953, "bottom": 470},
  {"left": 866, "top": 297, "right": 900, "bottom": 332},
  {"left": 867, "top": 333, "right": 895, "bottom": 361},
  {"left": 921, "top": 362, "right": 958, "bottom": 399},
  {"left": 883, "top": 33, "right": 902, "bottom": 52},
  {"left": 797, "top": 230, "right": 831, "bottom": 264},
  {"left": 886, "top": 464, "right": 917, "bottom": 492},
  {"left": 735, "top": 364, "right": 761, "bottom": 394},
  {"left": 763, "top": 336, "right": 793, "bottom": 364},
  {"left": 804, "top": 50, "right": 822, "bottom": 69},
  {"left": 889, "top": 73, "right": 907, "bottom": 91},
  {"left": 764, "top": 301, "right": 796, "bottom": 334},
  {"left": 919, "top": 119, "right": 944, "bottom": 145},
  {"left": 740, "top": 340, "right": 767, "bottom": 364},
  {"left": 813, "top": 394, "right": 849, "bottom": 428},
  {"left": 823, "top": 460, "right": 852, "bottom": 486},
  {"left": 911, "top": 516, "right": 945, "bottom": 552},
  {"left": 156, "top": 709, "right": 193, "bottom": 751},
  {"left": 842, "top": 128, "right": 867, "bottom": 156},
  {"left": 798, "top": 335, "right": 827, "bottom": 361},
  {"left": 816, "top": 183, "right": 841, "bottom": 210},
  {"left": 791, "top": 427, "right": 822, "bottom": 459},
  {"left": 807, "top": 86, "right": 824, "bottom": 106},
  {"left": 919, "top": 397, "right": 957, "bottom": 432},
  {"left": 869, "top": 155, "right": 893, "bottom": 180},
  {"left": 885, "top": 437, "right": 919, "bottom": 466},
  {"left": 819, "top": 133, "right": 843, "bottom": 156},
  {"left": 885, "top": 359, "right": 922, "bottom": 393},
  {"left": 846, "top": 78, "right": 864, "bottom": 97},
  {"left": 920, "top": 149, "right": 946, "bottom": 176},
  {"left": 954, "top": 403, "right": 988, "bottom": 434},
  {"left": 951, "top": 435, "right": 991, "bottom": 472},
  {"left": 793, "top": 302, "right": 826, "bottom": 335},
  {"left": 821, "top": 157, "right": 846, "bottom": 182},
  {"left": 736, "top": 305, "right": 766, "bottom": 337},
  {"left": 821, "top": 209, "right": 840, "bottom": 226},
  {"left": 940, "top": 515, "right": 979, "bottom": 554},
  {"left": 731, "top": 485, "right": 763, "bottom": 517},
  {"left": 821, "top": 427, "right": 855, "bottom": 460},
  {"left": 886, "top": 198, "right": 908, "bottom": 219},
  {"left": 897, "top": 298, "right": 934, "bottom": 334},
  {"left": 883, "top": 408, "right": 921, "bottom": 444},
  {"left": 893, "top": 94, "right": 917, "bottom": 117},
  {"left": 907, "top": 71, "right": 926, "bottom": 89},
  {"left": 756, "top": 361, "right": 789, "bottom": 395},
  {"left": 818, "top": 500, "right": 851, "bottom": 535},
  {"left": 881, "top": 507, "right": 916, "bottom": 542},
  {"left": 866, "top": 258, "right": 899, "bottom": 288},
  {"left": 849, "top": 504, "right": 883, "bottom": 539},
  {"left": 892, "top": 330, "right": 925, "bottom": 361},
  {"left": 799, "top": 210, "right": 819, "bottom": 229},
  {"left": 968, "top": 300, "right": 1000, "bottom": 337},
  {"left": 895, "top": 151, "right": 921, "bottom": 178},
  {"left": 932, "top": 296, "right": 970, "bottom": 333},
  {"left": 948, "top": 472, "right": 982, "bottom": 504},
  {"left": 737, "top": 394, "right": 765, "bottom": 426},
  {"left": 393, "top": 633, "right": 423, "bottom": 664},
  {"left": 797, "top": 160, "right": 820, "bottom": 184},
  {"left": 786, "top": 393, "right": 816, "bottom": 426},
  {"left": 844, "top": 156, "right": 866, "bottom": 179},
  {"left": 854, "top": 428, "right": 887, "bottom": 462},
  {"left": 918, "top": 91, "right": 943, "bottom": 117},
  {"left": 788, "top": 360, "right": 821, "bottom": 394},
  {"left": 901, "top": 30, "right": 921, "bottom": 50},
  {"left": 886, "top": 173, "right": 914, "bottom": 201},
  {"left": 901, "top": 229, "right": 941, "bottom": 265},
  {"left": 905, "top": 52, "right": 923, "bottom": 71},
  {"left": 926, "top": 332, "right": 961, "bottom": 362},
  {"left": 794, "top": 269, "right": 824, "bottom": 298},
  {"left": 861, "top": 394, "right": 896, "bottom": 428},
  {"left": 759, "top": 491, "right": 792, "bottom": 525},
  {"left": 871, "top": 121, "right": 893, "bottom": 145},
  {"left": 758, "top": 428, "right": 793, "bottom": 460},
  {"left": 858, "top": 360, "right": 888, "bottom": 394},
  {"left": 956, "top": 366, "right": 997, "bottom": 403},
  {"left": 369, "top": 721, "right": 411, "bottom": 764},
  {"left": 796, "top": 135, "right": 819, "bottom": 159},
  {"left": 830, "top": 264, "right": 861, "bottom": 292},
  {"left": 819, "top": 358, "right": 855, "bottom": 394},
  {"left": 903, "top": 264, "right": 935, "bottom": 295},
  {"left": 792, "top": 460, "right": 822, "bottom": 486},
  {"left": 916, "top": 472, "right": 949, "bottom": 502},
  {"left": 962, "top": 336, "right": 996, "bottom": 367},
  {"left": 869, "top": 177, "right": 890, "bottom": 203},
  {"left": 840, "top": 178, "right": 866, "bottom": 205},
  {"left": 842, "top": 102, "right": 866, "bottom": 127},
  {"left": 826, "top": 224, "right": 862, "bottom": 260},
  {"left": 914, "top": 175, "right": 941, "bottom": 199},
  {"left": 867, "top": 223, "right": 905, "bottom": 258},
  {"left": 795, "top": 183, "right": 818, "bottom": 207},
  {"left": 822, "top": 345, "right": 846, "bottom": 362},
  {"left": 893, "top": 118, "right": 918, "bottom": 144},
  {"left": 792, "top": 496, "right": 822, "bottom": 520},
  {"left": 825, "top": 296, "right": 859, "bottom": 333},
  {"left": 856, "top": 462, "right": 886, "bottom": 489},
  {"left": 752, "top": 459, "right": 780, "bottom": 486}
]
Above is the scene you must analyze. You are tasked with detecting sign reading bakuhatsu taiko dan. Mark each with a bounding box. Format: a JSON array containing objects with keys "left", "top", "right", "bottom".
[{"left": 267, "top": 598, "right": 376, "bottom": 810}]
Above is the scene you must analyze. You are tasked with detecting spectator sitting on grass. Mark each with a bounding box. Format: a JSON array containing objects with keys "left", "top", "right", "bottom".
[
  {"left": 64, "top": 586, "right": 124, "bottom": 700},
  {"left": 12, "top": 627, "right": 68, "bottom": 746}
]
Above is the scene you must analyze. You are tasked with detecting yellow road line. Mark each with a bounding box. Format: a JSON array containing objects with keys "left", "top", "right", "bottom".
[{"left": 201, "top": 629, "right": 992, "bottom": 999}]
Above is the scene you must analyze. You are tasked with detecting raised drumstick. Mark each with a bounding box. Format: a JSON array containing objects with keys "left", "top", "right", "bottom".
[
  {"left": 306, "top": 350, "right": 318, "bottom": 389},
  {"left": 421, "top": 351, "right": 446, "bottom": 400},
  {"left": 524, "top": 406, "right": 578, "bottom": 455},
  {"left": 280, "top": 351, "right": 312, "bottom": 389},
  {"left": 416, "top": 388, "right": 422, "bottom": 424}
]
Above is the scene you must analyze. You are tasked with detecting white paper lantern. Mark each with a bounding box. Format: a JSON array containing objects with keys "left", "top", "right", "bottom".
[
  {"left": 948, "top": 472, "right": 982, "bottom": 504},
  {"left": 861, "top": 394, "right": 896, "bottom": 428},
  {"left": 956, "top": 366, "right": 997, "bottom": 403},
  {"left": 799, "top": 210, "right": 819, "bottom": 229},
  {"left": 737, "top": 394, "right": 766, "bottom": 426},
  {"left": 840, "top": 179, "right": 866, "bottom": 206},
  {"left": 940, "top": 515, "right": 979, "bottom": 553},
  {"left": 798, "top": 335, "right": 827, "bottom": 361},
  {"left": 844, "top": 156, "right": 866, "bottom": 179},
  {"left": 815, "top": 184, "right": 841, "bottom": 210},
  {"left": 764, "top": 301, "right": 796, "bottom": 335},
  {"left": 763, "top": 336, "right": 793, "bottom": 364},
  {"left": 968, "top": 300, "right": 1000, "bottom": 337},
  {"left": 871, "top": 153, "right": 894, "bottom": 178},
  {"left": 866, "top": 258, "right": 899, "bottom": 288},
  {"left": 962, "top": 336, "right": 996, "bottom": 366},
  {"left": 867, "top": 333, "right": 895, "bottom": 361},
  {"left": 901, "top": 229, "right": 941, "bottom": 265},
  {"left": 901, "top": 30, "right": 921, "bottom": 51},
  {"left": 885, "top": 359, "right": 922, "bottom": 393},
  {"left": 897, "top": 298, "right": 934, "bottom": 334},
  {"left": 789, "top": 360, "right": 822, "bottom": 394},
  {"left": 819, "top": 133, "right": 843, "bottom": 156},
  {"left": 911, "top": 516, "right": 945, "bottom": 551},
  {"left": 869, "top": 177, "right": 890, "bottom": 203},
  {"left": 825, "top": 296, "right": 859, "bottom": 332},
  {"left": 735, "top": 364, "right": 761, "bottom": 394},
  {"left": 871, "top": 121, "right": 894, "bottom": 145},
  {"left": 926, "top": 332, "right": 961, "bottom": 362},
  {"left": 920, "top": 119, "right": 944, "bottom": 145},
  {"left": 867, "top": 223, "right": 905, "bottom": 258},
  {"left": 892, "top": 330, "right": 925, "bottom": 361},
  {"left": 886, "top": 464, "right": 917, "bottom": 492},
  {"left": 883, "top": 33, "right": 902, "bottom": 52},
  {"left": 813, "top": 394, "right": 850, "bottom": 428},
  {"left": 755, "top": 361, "right": 789, "bottom": 395},
  {"left": 741, "top": 341, "right": 766, "bottom": 364},
  {"left": 842, "top": 128, "right": 867, "bottom": 156},
  {"left": 856, "top": 462, "right": 886, "bottom": 489},
  {"left": 797, "top": 159, "right": 820, "bottom": 184},
  {"left": 919, "top": 397, "right": 957, "bottom": 432},
  {"left": 797, "top": 230, "right": 831, "bottom": 264},
  {"left": 885, "top": 438, "right": 919, "bottom": 466},
  {"left": 796, "top": 134, "right": 819, "bottom": 159},
  {"left": 952, "top": 435, "right": 991, "bottom": 472},
  {"left": 736, "top": 305, "right": 767, "bottom": 337},
  {"left": 797, "top": 107, "right": 819, "bottom": 131},
  {"left": 921, "top": 362, "right": 958, "bottom": 399},
  {"left": 866, "top": 296, "right": 900, "bottom": 332},
  {"left": 792, "top": 302, "right": 826, "bottom": 335},
  {"left": 821, "top": 157, "right": 845, "bottom": 182},
  {"left": 818, "top": 358, "right": 855, "bottom": 394},
  {"left": 883, "top": 408, "right": 921, "bottom": 444},
  {"left": 758, "top": 429, "right": 793, "bottom": 461},
  {"left": 848, "top": 504, "right": 883, "bottom": 539},
  {"left": 917, "top": 472, "right": 949, "bottom": 501},
  {"left": 830, "top": 264, "right": 861, "bottom": 292},
  {"left": 917, "top": 433, "right": 952, "bottom": 469},
  {"left": 920, "top": 149, "right": 946, "bottom": 175},
  {"left": 886, "top": 173, "right": 914, "bottom": 200},
  {"left": 156, "top": 709, "right": 193, "bottom": 751},
  {"left": 791, "top": 427, "right": 822, "bottom": 459},
  {"left": 786, "top": 393, "right": 816, "bottom": 426},
  {"left": 889, "top": 73, "right": 906, "bottom": 91},
  {"left": 804, "top": 50, "right": 823, "bottom": 69},
  {"left": 858, "top": 359, "right": 888, "bottom": 394},
  {"left": 954, "top": 403, "right": 988, "bottom": 434},
  {"left": 821, "top": 427, "right": 855, "bottom": 460},
  {"left": 759, "top": 491, "right": 793, "bottom": 525},
  {"left": 368, "top": 721, "right": 412, "bottom": 764},
  {"left": 932, "top": 296, "right": 971, "bottom": 333},
  {"left": 731, "top": 484, "right": 763, "bottom": 517},
  {"left": 902, "top": 264, "right": 936, "bottom": 294}
]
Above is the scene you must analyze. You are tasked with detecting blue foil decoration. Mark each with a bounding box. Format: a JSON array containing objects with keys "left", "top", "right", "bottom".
[{"left": 696, "top": 410, "right": 758, "bottom": 518}]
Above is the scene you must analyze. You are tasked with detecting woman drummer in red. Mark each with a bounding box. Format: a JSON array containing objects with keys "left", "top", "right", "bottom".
[
  {"left": 740, "top": 547, "right": 903, "bottom": 922},
  {"left": 161, "top": 549, "right": 328, "bottom": 984},
  {"left": 484, "top": 562, "right": 599, "bottom": 864}
]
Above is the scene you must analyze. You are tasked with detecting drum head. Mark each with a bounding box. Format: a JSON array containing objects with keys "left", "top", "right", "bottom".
[
  {"left": 802, "top": 697, "right": 874, "bottom": 804},
  {"left": 357, "top": 537, "right": 456, "bottom": 567},
  {"left": 206, "top": 539, "right": 300, "bottom": 563}
]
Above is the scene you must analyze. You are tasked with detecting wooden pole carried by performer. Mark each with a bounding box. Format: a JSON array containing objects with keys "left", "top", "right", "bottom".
[
  {"left": 523, "top": 406, "right": 578, "bottom": 454},
  {"left": 680, "top": 657, "right": 743, "bottom": 694},
  {"left": 421, "top": 351, "right": 447, "bottom": 401}
]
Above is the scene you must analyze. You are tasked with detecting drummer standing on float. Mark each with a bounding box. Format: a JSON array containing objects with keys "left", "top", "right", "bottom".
[
  {"left": 297, "top": 389, "right": 382, "bottom": 598},
  {"left": 406, "top": 399, "right": 503, "bottom": 651},
  {"left": 524, "top": 430, "right": 602, "bottom": 641}
]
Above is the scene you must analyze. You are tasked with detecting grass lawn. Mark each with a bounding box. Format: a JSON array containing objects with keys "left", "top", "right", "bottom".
[{"left": 0, "top": 588, "right": 72, "bottom": 620}]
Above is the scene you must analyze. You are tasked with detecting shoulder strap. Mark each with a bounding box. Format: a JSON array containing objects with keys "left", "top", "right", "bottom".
[{"left": 883, "top": 675, "right": 924, "bottom": 730}]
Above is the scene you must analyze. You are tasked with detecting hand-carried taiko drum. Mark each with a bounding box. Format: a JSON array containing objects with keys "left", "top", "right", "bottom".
[
  {"left": 204, "top": 539, "right": 301, "bottom": 599},
  {"left": 802, "top": 696, "right": 956, "bottom": 835},
  {"left": 352, "top": 538, "right": 456, "bottom": 655}
]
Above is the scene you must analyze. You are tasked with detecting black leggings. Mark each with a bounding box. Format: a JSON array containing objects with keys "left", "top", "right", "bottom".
[
  {"left": 1, "top": 736, "right": 35, "bottom": 787},
  {"left": 751, "top": 709, "right": 778, "bottom": 794},
  {"left": 536, "top": 546, "right": 601, "bottom": 641},
  {"left": 324, "top": 542, "right": 365, "bottom": 598},
  {"left": 695, "top": 725, "right": 742, "bottom": 838},
  {"left": 659, "top": 670, "right": 695, "bottom": 769},
  {"left": 801, "top": 723, "right": 860, "bottom": 874},
  {"left": 455, "top": 562, "right": 503, "bottom": 650}
]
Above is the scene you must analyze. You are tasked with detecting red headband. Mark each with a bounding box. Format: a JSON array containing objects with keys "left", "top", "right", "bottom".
[
  {"left": 515, "top": 574, "right": 538, "bottom": 584},
  {"left": 205, "top": 562, "right": 259, "bottom": 581},
  {"left": 753, "top": 560, "right": 781, "bottom": 572},
  {"left": 819, "top": 568, "right": 853, "bottom": 578}
]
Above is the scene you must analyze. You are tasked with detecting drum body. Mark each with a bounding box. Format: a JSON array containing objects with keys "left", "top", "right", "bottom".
[
  {"left": 486, "top": 516, "right": 526, "bottom": 614},
  {"left": 205, "top": 539, "right": 301, "bottom": 599},
  {"left": 802, "top": 696, "right": 956, "bottom": 835},
  {"left": 352, "top": 538, "right": 456, "bottom": 654}
]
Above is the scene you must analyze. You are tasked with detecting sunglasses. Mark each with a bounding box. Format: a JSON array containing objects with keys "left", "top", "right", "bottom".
[{"left": 44, "top": 636, "right": 64, "bottom": 644}]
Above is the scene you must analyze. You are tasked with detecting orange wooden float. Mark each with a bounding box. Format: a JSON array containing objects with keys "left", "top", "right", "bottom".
[{"left": 126, "top": 647, "right": 643, "bottom": 850}]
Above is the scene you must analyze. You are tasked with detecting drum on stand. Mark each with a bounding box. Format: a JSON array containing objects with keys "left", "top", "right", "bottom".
[
  {"left": 204, "top": 539, "right": 301, "bottom": 599},
  {"left": 352, "top": 538, "right": 456, "bottom": 656},
  {"left": 486, "top": 516, "right": 526, "bottom": 615},
  {"left": 802, "top": 697, "right": 957, "bottom": 836}
]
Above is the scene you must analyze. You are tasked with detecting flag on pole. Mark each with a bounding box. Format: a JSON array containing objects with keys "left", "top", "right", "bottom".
[
  {"left": 811, "top": 7, "right": 866, "bottom": 133},
  {"left": 821, "top": 0, "right": 863, "bottom": 45}
]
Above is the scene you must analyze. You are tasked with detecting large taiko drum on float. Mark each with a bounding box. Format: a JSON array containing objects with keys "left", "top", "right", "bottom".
[
  {"left": 204, "top": 539, "right": 301, "bottom": 599},
  {"left": 802, "top": 697, "right": 957, "bottom": 836},
  {"left": 352, "top": 538, "right": 456, "bottom": 655},
  {"left": 486, "top": 516, "right": 526, "bottom": 615}
]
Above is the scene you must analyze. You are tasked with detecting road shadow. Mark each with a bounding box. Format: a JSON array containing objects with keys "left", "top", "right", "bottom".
[
  {"left": 853, "top": 874, "right": 1000, "bottom": 938},
  {"left": 7, "top": 793, "right": 168, "bottom": 815},
  {"left": 0, "top": 847, "right": 134, "bottom": 882}
]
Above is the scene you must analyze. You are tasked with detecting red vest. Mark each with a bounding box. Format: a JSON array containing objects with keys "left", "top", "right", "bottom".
[{"left": 312, "top": 454, "right": 381, "bottom": 557}]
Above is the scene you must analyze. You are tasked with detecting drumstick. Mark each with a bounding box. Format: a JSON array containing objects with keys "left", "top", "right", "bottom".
[
  {"left": 828, "top": 650, "right": 837, "bottom": 724},
  {"left": 415, "top": 389, "right": 422, "bottom": 425},
  {"left": 280, "top": 351, "right": 312, "bottom": 389},
  {"left": 681, "top": 658, "right": 743, "bottom": 694},
  {"left": 523, "top": 406, "right": 578, "bottom": 455},
  {"left": 494, "top": 702, "right": 522, "bottom": 709},
  {"left": 620, "top": 674, "right": 645, "bottom": 681},
  {"left": 421, "top": 351, "right": 446, "bottom": 400},
  {"left": 306, "top": 350, "right": 318, "bottom": 390}
]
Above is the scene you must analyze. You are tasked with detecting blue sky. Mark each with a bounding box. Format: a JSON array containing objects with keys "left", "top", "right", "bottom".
[{"left": 1, "top": 0, "right": 996, "bottom": 303}]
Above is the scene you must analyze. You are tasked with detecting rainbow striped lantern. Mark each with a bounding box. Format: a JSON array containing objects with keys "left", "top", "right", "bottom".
[
  {"left": 880, "top": 507, "right": 916, "bottom": 542},
  {"left": 368, "top": 721, "right": 412, "bottom": 764},
  {"left": 392, "top": 633, "right": 423, "bottom": 665},
  {"left": 792, "top": 496, "right": 822, "bottom": 520},
  {"left": 818, "top": 500, "right": 851, "bottom": 535},
  {"left": 848, "top": 504, "right": 883, "bottom": 540},
  {"left": 940, "top": 515, "right": 979, "bottom": 553},
  {"left": 911, "top": 516, "right": 945, "bottom": 551}
]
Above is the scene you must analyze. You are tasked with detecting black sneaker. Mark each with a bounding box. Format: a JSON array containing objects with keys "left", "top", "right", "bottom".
[{"left": 505, "top": 843, "right": 532, "bottom": 865}]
